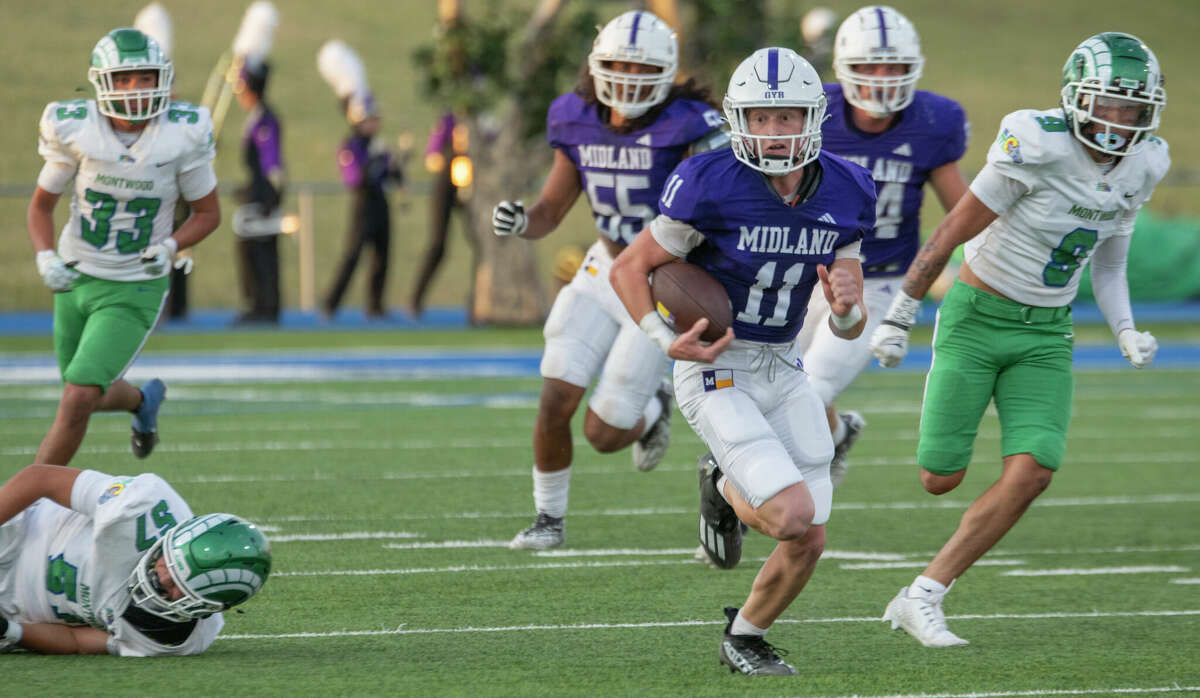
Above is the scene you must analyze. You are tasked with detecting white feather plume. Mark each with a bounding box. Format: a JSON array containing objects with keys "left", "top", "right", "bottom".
[
  {"left": 134, "top": 2, "right": 173, "bottom": 58},
  {"left": 317, "top": 39, "right": 370, "bottom": 99},
  {"left": 232, "top": 1, "right": 280, "bottom": 61}
]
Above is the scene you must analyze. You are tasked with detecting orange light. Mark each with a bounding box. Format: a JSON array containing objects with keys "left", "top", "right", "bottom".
[
  {"left": 449, "top": 155, "right": 473, "bottom": 188},
  {"left": 451, "top": 124, "right": 470, "bottom": 154},
  {"left": 280, "top": 214, "right": 301, "bottom": 235},
  {"left": 424, "top": 151, "right": 446, "bottom": 173}
]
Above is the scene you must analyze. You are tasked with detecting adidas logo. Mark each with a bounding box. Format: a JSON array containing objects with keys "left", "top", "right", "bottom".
[
  {"left": 892, "top": 143, "right": 913, "bottom": 156},
  {"left": 818, "top": 212, "right": 837, "bottom": 225},
  {"left": 636, "top": 134, "right": 652, "bottom": 146}
]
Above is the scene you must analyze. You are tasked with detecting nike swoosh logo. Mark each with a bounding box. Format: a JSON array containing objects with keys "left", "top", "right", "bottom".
[
  {"left": 155, "top": 162, "right": 171, "bottom": 168},
  {"left": 1064, "top": 333, "right": 1074, "bottom": 339},
  {"left": 1123, "top": 192, "right": 1135, "bottom": 198}
]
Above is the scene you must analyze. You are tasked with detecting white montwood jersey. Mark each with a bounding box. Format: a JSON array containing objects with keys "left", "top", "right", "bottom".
[
  {"left": 0, "top": 470, "right": 223, "bottom": 656},
  {"left": 966, "top": 107, "right": 1170, "bottom": 307},
  {"left": 38, "top": 99, "right": 216, "bottom": 281}
]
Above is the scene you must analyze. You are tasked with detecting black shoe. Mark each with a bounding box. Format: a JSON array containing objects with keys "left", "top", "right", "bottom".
[
  {"left": 130, "top": 379, "right": 166, "bottom": 459},
  {"left": 698, "top": 452, "right": 746, "bottom": 570},
  {"left": 718, "top": 607, "right": 798, "bottom": 676}
]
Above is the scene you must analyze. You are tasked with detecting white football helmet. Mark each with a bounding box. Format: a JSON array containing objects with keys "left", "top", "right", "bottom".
[
  {"left": 723, "top": 47, "right": 826, "bottom": 176},
  {"left": 1060, "top": 32, "right": 1166, "bottom": 157},
  {"left": 588, "top": 10, "right": 678, "bottom": 119},
  {"left": 88, "top": 27, "right": 173, "bottom": 121},
  {"left": 833, "top": 6, "right": 924, "bottom": 116}
]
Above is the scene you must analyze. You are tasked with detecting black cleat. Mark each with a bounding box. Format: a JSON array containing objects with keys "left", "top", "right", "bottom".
[
  {"left": 698, "top": 452, "right": 746, "bottom": 569},
  {"left": 131, "top": 379, "right": 166, "bottom": 459},
  {"left": 718, "top": 606, "right": 798, "bottom": 676}
]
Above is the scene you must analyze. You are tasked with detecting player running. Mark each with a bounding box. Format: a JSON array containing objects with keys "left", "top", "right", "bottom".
[
  {"left": 29, "top": 27, "right": 220, "bottom": 466},
  {"left": 492, "top": 11, "right": 728, "bottom": 550},
  {"left": 870, "top": 32, "right": 1169, "bottom": 648}
]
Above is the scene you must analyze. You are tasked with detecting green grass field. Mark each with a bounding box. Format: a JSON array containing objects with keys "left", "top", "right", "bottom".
[
  {"left": 0, "top": 0, "right": 1197, "bottom": 313},
  {"left": 1, "top": 328, "right": 1197, "bottom": 695}
]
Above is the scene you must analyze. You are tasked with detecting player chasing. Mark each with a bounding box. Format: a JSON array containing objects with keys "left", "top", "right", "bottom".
[
  {"left": 29, "top": 27, "right": 220, "bottom": 465},
  {"left": 792, "top": 5, "right": 969, "bottom": 486},
  {"left": 612, "top": 47, "right": 874, "bottom": 675},
  {"left": 492, "top": 11, "right": 729, "bottom": 550},
  {"left": 0, "top": 464, "right": 270, "bottom": 655},
  {"left": 869, "top": 32, "right": 1169, "bottom": 648}
]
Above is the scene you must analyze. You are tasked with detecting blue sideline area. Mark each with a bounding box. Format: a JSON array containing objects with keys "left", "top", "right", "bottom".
[{"left": 0, "top": 301, "right": 1197, "bottom": 336}]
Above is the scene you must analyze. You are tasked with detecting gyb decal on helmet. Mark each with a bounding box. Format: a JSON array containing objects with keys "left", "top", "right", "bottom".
[{"left": 723, "top": 47, "right": 827, "bottom": 176}]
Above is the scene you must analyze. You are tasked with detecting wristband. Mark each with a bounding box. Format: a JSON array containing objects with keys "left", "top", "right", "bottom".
[
  {"left": 162, "top": 237, "right": 179, "bottom": 257},
  {"left": 883, "top": 290, "right": 922, "bottom": 331},
  {"left": 639, "top": 311, "right": 678, "bottom": 355},
  {"left": 830, "top": 303, "right": 863, "bottom": 330},
  {"left": 1, "top": 616, "right": 21, "bottom": 647}
]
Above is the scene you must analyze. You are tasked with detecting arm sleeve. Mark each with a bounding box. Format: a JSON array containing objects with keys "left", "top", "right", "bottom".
[
  {"left": 835, "top": 239, "right": 862, "bottom": 260},
  {"left": 649, "top": 215, "right": 705, "bottom": 258},
  {"left": 36, "top": 161, "right": 77, "bottom": 194},
  {"left": 178, "top": 162, "right": 218, "bottom": 201},
  {"left": 1089, "top": 233, "right": 1135, "bottom": 337},
  {"left": 178, "top": 109, "right": 217, "bottom": 174},
  {"left": 68, "top": 469, "right": 117, "bottom": 518},
  {"left": 968, "top": 161, "right": 1029, "bottom": 216}
]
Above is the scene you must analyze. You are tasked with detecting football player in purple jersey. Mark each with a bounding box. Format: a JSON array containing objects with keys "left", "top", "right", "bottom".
[
  {"left": 793, "top": 5, "right": 969, "bottom": 486},
  {"left": 491, "top": 11, "right": 729, "bottom": 550},
  {"left": 612, "top": 47, "right": 875, "bottom": 676}
]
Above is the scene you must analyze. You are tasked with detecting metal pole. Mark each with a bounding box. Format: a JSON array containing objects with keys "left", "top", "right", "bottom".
[{"left": 298, "top": 189, "right": 315, "bottom": 311}]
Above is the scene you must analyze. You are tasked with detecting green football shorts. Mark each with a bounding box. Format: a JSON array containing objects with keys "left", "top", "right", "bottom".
[
  {"left": 53, "top": 274, "right": 169, "bottom": 391},
  {"left": 917, "top": 281, "right": 1075, "bottom": 475}
]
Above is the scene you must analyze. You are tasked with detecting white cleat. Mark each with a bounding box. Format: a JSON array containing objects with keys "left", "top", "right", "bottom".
[
  {"left": 829, "top": 410, "right": 866, "bottom": 488},
  {"left": 632, "top": 381, "right": 673, "bottom": 472},
  {"left": 508, "top": 513, "right": 564, "bottom": 550},
  {"left": 883, "top": 586, "right": 969, "bottom": 648}
]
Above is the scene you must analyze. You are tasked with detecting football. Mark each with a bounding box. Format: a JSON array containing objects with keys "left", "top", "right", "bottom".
[{"left": 651, "top": 261, "right": 732, "bottom": 342}]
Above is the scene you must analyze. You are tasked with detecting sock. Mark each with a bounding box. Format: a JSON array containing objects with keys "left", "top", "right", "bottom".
[
  {"left": 910, "top": 575, "right": 948, "bottom": 600},
  {"left": 730, "top": 611, "right": 767, "bottom": 637},
  {"left": 831, "top": 415, "right": 847, "bottom": 444},
  {"left": 638, "top": 397, "right": 664, "bottom": 439},
  {"left": 531, "top": 465, "right": 571, "bottom": 519},
  {"left": 716, "top": 474, "right": 732, "bottom": 505}
]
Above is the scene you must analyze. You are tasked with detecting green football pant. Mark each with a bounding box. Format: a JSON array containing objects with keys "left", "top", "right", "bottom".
[
  {"left": 53, "top": 274, "right": 169, "bottom": 391},
  {"left": 918, "top": 281, "right": 1074, "bottom": 475}
]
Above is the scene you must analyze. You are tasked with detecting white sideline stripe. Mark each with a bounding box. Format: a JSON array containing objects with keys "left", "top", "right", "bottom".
[
  {"left": 841, "top": 559, "right": 1026, "bottom": 570},
  {"left": 1002, "top": 565, "right": 1189, "bottom": 577},
  {"left": 217, "top": 609, "right": 1200, "bottom": 640},
  {"left": 269, "top": 531, "right": 422, "bottom": 543},
  {"left": 274, "top": 559, "right": 694, "bottom": 576},
  {"left": 830, "top": 687, "right": 1200, "bottom": 697},
  {"left": 533, "top": 548, "right": 907, "bottom": 561},
  {"left": 1171, "top": 578, "right": 1200, "bottom": 584}
]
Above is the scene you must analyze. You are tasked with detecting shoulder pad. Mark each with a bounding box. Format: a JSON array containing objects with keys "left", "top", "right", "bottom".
[
  {"left": 988, "top": 109, "right": 1072, "bottom": 168},
  {"left": 164, "top": 103, "right": 216, "bottom": 145},
  {"left": 40, "top": 99, "right": 95, "bottom": 143},
  {"left": 1139, "top": 135, "right": 1171, "bottom": 184},
  {"left": 546, "top": 92, "right": 590, "bottom": 146}
]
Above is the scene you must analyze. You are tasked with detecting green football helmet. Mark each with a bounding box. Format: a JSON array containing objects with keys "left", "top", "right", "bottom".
[
  {"left": 88, "top": 27, "right": 174, "bottom": 121},
  {"left": 129, "top": 513, "right": 271, "bottom": 622},
  {"left": 1060, "top": 32, "right": 1166, "bottom": 157}
]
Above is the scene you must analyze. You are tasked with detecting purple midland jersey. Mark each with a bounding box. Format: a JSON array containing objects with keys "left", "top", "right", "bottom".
[
  {"left": 659, "top": 148, "right": 876, "bottom": 343},
  {"left": 548, "top": 92, "right": 724, "bottom": 246},
  {"left": 821, "top": 83, "right": 967, "bottom": 276}
]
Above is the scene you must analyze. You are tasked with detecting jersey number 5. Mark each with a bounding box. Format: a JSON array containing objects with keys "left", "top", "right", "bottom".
[{"left": 81, "top": 189, "right": 162, "bottom": 253}]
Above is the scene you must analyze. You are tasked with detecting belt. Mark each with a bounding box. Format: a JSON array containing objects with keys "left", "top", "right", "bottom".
[{"left": 960, "top": 282, "right": 1071, "bottom": 324}]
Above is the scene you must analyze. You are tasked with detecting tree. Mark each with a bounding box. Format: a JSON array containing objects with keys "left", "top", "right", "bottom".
[{"left": 413, "top": 0, "right": 598, "bottom": 325}]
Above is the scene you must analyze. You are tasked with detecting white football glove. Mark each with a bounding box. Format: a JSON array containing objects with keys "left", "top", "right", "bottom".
[
  {"left": 140, "top": 238, "right": 179, "bottom": 276},
  {"left": 173, "top": 254, "right": 195, "bottom": 275},
  {"left": 870, "top": 290, "right": 922, "bottom": 368},
  {"left": 492, "top": 200, "right": 527, "bottom": 237},
  {"left": 35, "top": 250, "right": 79, "bottom": 292},
  {"left": 1118, "top": 328, "right": 1157, "bottom": 369}
]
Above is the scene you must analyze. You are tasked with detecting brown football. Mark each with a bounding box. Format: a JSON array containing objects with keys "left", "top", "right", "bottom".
[{"left": 651, "top": 261, "right": 732, "bottom": 342}]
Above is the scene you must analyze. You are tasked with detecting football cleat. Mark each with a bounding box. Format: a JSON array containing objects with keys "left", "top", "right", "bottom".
[
  {"left": 883, "top": 586, "right": 970, "bottom": 648},
  {"left": 698, "top": 452, "right": 747, "bottom": 570},
  {"left": 829, "top": 410, "right": 866, "bottom": 488},
  {"left": 131, "top": 378, "right": 166, "bottom": 459},
  {"left": 632, "top": 380, "right": 673, "bottom": 472},
  {"left": 509, "top": 513, "right": 565, "bottom": 550},
  {"left": 718, "top": 606, "right": 798, "bottom": 676}
]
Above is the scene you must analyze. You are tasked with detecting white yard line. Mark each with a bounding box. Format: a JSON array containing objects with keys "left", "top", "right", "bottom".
[
  {"left": 1002, "top": 565, "right": 1189, "bottom": 577},
  {"left": 218, "top": 608, "right": 1200, "bottom": 639}
]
